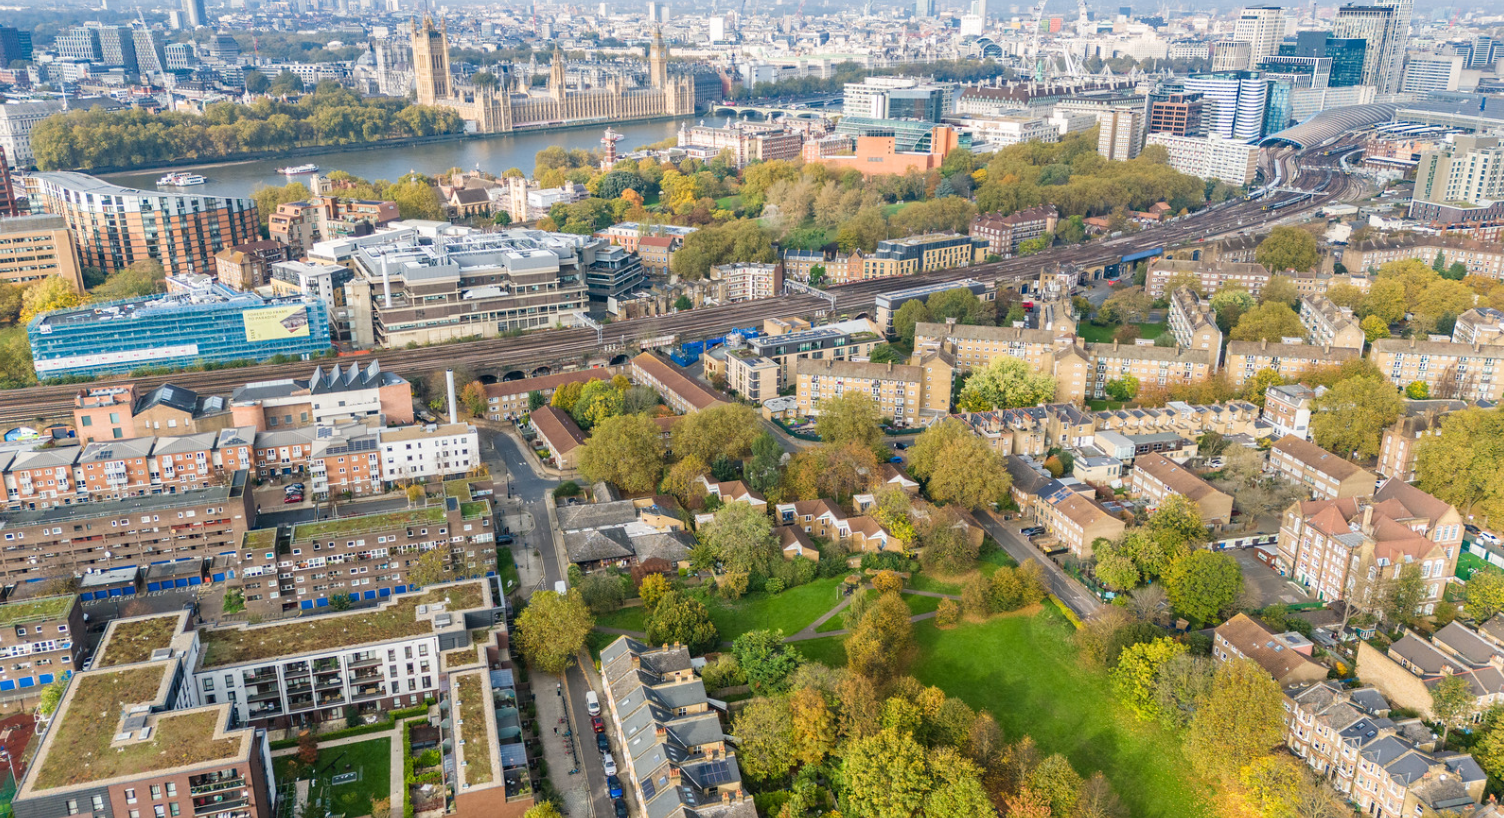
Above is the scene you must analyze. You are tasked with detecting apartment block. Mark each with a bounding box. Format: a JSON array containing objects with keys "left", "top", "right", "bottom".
[
  {"left": 1342, "top": 233, "right": 1504, "bottom": 279},
  {"left": 195, "top": 580, "right": 498, "bottom": 727},
  {"left": 379, "top": 423, "right": 480, "bottom": 485},
  {"left": 1452, "top": 307, "right": 1504, "bottom": 346},
  {"left": 724, "top": 349, "right": 780, "bottom": 403},
  {"left": 1166, "top": 287, "right": 1224, "bottom": 368},
  {"left": 1285, "top": 681, "right": 1486, "bottom": 818},
  {"left": 599, "top": 639, "right": 755, "bottom": 818},
  {"left": 1096, "top": 108, "right": 1144, "bottom": 160},
  {"left": 793, "top": 358, "right": 941, "bottom": 426},
  {"left": 969, "top": 205, "right": 1059, "bottom": 256},
  {"left": 1277, "top": 482, "right": 1460, "bottom": 604},
  {"left": 483, "top": 369, "right": 609, "bottom": 422},
  {"left": 1083, "top": 341, "right": 1217, "bottom": 401},
  {"left": 913, "top": 320, "right": 1072, "bottom": 377},
  {"left": 212, "top": 241, "right": 286, "bottom": 293},
  {"left": 631, "top": 352, "right": 726, "bottom": 414},
  {"left": 1130, "top": 451, "right": 1233, "bottom": 526},
  {"left": 24, "top": 173, "right": 258, "bottom": 277},
  {"left": 1224, "top": 339, "right": 1360, "bottom": 386},
  {"left": 1299, "top": 295, "right": 1367, "bottom": 350},
  {"left": 1269, "top": 435, "right": 1376, "bottom": 500},
  {"left": 874, "top": 279, "right": 988, "bottom": 334},
  {"left": 12, "top": 611, "right": 274, "bottom": 818},
  {"left": 0, "top": 214, "right": 84, "bottom": 290},
  {"left": 1092, "top": 401, "right": 1261, "bottom": 439},
  {"left": 0, "top": 593, "right": 85, "bottom": 693},
  {"left": 1377, "top": 403, "right": 1463, "bottom": 481},
  {"left": 709, "top": 262, "right": 782, "bottom": 302},
  {"left": 1145, "top": 259, "right": 1271, "bottom": 299},
  {"left": 235, "top": 493, "right": 492, "bottom": 616},
  {"left": 1263, "top": 383, "right": 1318, "bottom": 440},
  {"left": 744, "top": 319, "right": 885, "bottom": 385},
  {"left": 230, "top": 361, "right": 413, "bottom": 431},
  {"left": 1144, "top": 133, "right": 1260, "bottom": 185},
  {"left": 859, "top": 233, "right": 985, "bottom": 278},
  {"left": 1370, "top": 337, "right": 1504, "bottom": 402}
]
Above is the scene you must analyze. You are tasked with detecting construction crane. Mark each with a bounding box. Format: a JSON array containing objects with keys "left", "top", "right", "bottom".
[{"left": 1027, "top": 0, "right": 1049, "bottom": 80}]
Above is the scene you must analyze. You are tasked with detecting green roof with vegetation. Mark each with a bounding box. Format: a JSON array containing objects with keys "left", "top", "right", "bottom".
[
  {"left": 292, "top": 507, "right": 446, "bottom": 543},
  {"left": 455, "top": 673, "right": 494, "bottom": 786},
  {"left": 199, "top": 582, "right": 487, "bottom": 668},
  {"left": 459, "top": 501, "right": 490, "bottom": 519},
  {"left": 32, "top": 666, "right": 244, "bottom": 791},
  {"left": 96, "top": 615, "right": 181, "bottom": 668},
  {"left": 242, "top": 528, "right": 278, "bottom": 550},
  {"left": 443, "top": 480, "right": 474, "bottom": 502},
  {"left": 0, "top": 595, "right": 73, "bottom": 627}
]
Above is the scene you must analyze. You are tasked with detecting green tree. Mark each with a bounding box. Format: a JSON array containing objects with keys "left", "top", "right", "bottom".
[
  {"left": 1310, "top": 375, "right": 1403, "bottom": 458},
  {"left": 1165, "top": 549, "right": 1243, "bottom": 623},
  {"left": 1185, "top": 657, "right": 1285, "bottom": 779},
  {"left": 733, "top": 695, "right": 797, "bottom": 782},
  {"left": 1415, "top": 408, "right": 1504, "bottom": 527},
  {"left": 1361, "top": 314, "right": 1391, "bottom": 342},
  {"left": 846, "top": 592, "right": 916, "bottom": 680},
  {"left": 21, "top": 276, "right": 84, "bottom": 322},
  {"left": 906, "top": 418, "right": 1012, "bottom": 509},
  {"left": 645, "top": 590, "right": 719, "bottom": 653},
  {"left": 1470, "top": 568, "right": 1504, "bottom": 620},
  {"left": 527, "top": 390, "right": 546, "bottom": 411},
  {"left": 1103, "top": 376, "right": 1139, "bottom": 402},
  {"left": 515, "top": 589, "right": 593, "bottom": 674},
  {"left": 244, "top": 69, "right": 270, "bottom": 93},
  {"left": 270, "top": 70, "right": 305, "bottom": 94},
  {"left": 1431, "top": 674, "right": 1476, "bottom": 745},
  {"left": 1405, "top": 380, "right": 1429, "bottom": 399},
  {"left": 671, "top": 403, "right": 761, "bottom": 463},
  {"left": 37, "top": 677, "right": 67, "bottom": 717},
  {"left": 577, "top": 414, "right": 666, "bottom": 493},
  {"left": 1028, "top": 754, "right": 1084, "bottom": 817},
  {"left": 1383, "top": 562, "right": 1427, "bottom": 625},
  {"left": 745, "top": 432, "right": 783, "bottom": 494},
  {"left": 1146, "top": 493, "right": 1208, "bottom": 553},
  {"left": 732, "top": 630, "right": 804, "bottom": 694},
  {"left": 1472, "top": 706, "right": 1504, "bottom": 780},
  {"left": 91, "top": 259, "right": 165, "bottom": 300},
  {"left": 1255, "top": 226, "right": 1319, "bottom": 273},
  {"left": 1259, "top": 275, "right": 1301, "bottom": 307},
  {"left": 815, "top": 391, "right": 886, "bottom": 448},
  {"left": 893, "top": 300, "right": 930, "bottom": 346},
  {"left": 578, "top": 571, "right": 626, "bottom": 615},
  {"left": 1360, "top": 277, "right": 1409, "bottom": 324},
  {"left": 1239, "top": 367, "right": 1287, "bottom": 408},
  {"left": 840, "top": 727, "right": 932, "bottom": 818},
  {"left": 957, "top": 356, "right": 1055, "bottom": 410},
  {"left": 571, "top": 379, "right": 624, "bottom": 430},
  {"left": 1229, "top": 302, "right": 1305, "bottom": 342},
  {"left": 926, "top": 287, "right": 993, "bottom": 325},
  {"left": 922, "top": 750, "right": 994, "bottom": 818},
  {"left": 701, "top": 501, "right": 780, "bottom": 577},
  {"left": 1112, "top": 637, "right": 1187, "bottom": 721}
]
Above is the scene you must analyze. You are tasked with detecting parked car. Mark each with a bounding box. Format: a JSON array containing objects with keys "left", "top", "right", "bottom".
[
  {"left": 607, "top": 775, "right": 623, "bottom": 799},
  {"left": 1020, "top": 526, "right": 1046, "bottom": 537},
  {"left": 592, "top": 716, "right": 605, "bottom": 734},
  {"left": 889, "top": 456, "right": 903, "bottom": 464},
  {"left": 497, "top": 535, "right": 515, "bottom": 545},
  {"left": 613, "top": 799, "right": 628, "bottom": 818},
  {"left": 285, "top": 483, "right": 305, "bottom": 493},
  {"left": 892, "top": 442, "right": 907, "bottom": 450},
  {"left": 602, "top": 753, "right": 618, "bottom": 776},
  {"left": 596, "top": 732, "right": 610, "bottom": 753},
  {"left": 586, "top": 690, "right": 600, "bottom": 715},
  {"left": 1481, "top": 531, "right": 1502, "bottom": 547},
  {"left": 284, "top": 494, "right": 303, "bottom": 504}
]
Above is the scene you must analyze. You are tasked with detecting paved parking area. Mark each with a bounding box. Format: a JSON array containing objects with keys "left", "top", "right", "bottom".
[{"left": 1229, "top": 547, "right": 1314, "bottom": 607}]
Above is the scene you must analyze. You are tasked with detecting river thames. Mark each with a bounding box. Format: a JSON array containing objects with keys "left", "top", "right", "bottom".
[{"left": 101, "top": 117, "right": 693, "bottom": 200}]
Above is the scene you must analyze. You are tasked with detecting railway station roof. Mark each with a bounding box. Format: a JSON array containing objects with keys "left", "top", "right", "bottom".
[{"left": 1260, "top": 104, "right": 1400, "bottom": 149}]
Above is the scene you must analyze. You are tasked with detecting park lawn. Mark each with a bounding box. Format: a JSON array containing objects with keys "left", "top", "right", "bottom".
[
  {"left": 715, "top": 195, "right": 743, "bottom": 211},
  {"left": 594, "top": 605, "right": 647, "bottom": 633},
  {"left": 903, "top": 593, "right": 943, "bottom": 616},
  {"left": 275, "top": 737, "right": 391, "bottom": 818},
  {"left": 1076, "top": 321, "right": 1169, "bottom": 344},
  {"left": 909, "top": 548, "right": 1016, "bottom": 595},
  {"left": 791, "top": 634, "right": 847, "bottom": 668},
  {"left": 910, "top": 611, "right": 1210, "bottom": 818},
  {"left": 705, "top": 576, "right": 847, "bottom": 641}
]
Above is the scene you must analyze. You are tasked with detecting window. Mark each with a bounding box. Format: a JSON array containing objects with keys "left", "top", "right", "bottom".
[
  {"left": 93, "top": 796, "right": 106, "bottom": 812},
  {"left": 151, "top": 786, "right": 161, "bottom": 800},
  {"left": 126, "top": 789, "right": 138, "bottom": 804},
  {"left": 166, "top": 783, "right": 176, "bottom": 798},
  {"left": 81, "top": 416, "right": 92, "bottom": 427},
  {"left": 66, "top": 800, "right": 78, "bottom": 815},
  {"left": 169, "top": 806, "right": 179, "bottom": 817}
]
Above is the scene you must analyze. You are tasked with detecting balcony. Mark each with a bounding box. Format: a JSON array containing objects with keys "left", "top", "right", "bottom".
[
  {"left": 314, "top": 675, "right": 343, "bottom": 691},
  {"left": 312, "top": 658, "right": 340, "bottom": 673},
  {"left": 316, "top": 692, "right": 346, "bottom": 707},
  {"left": 247, "top": 703, "right": 283, "bottom": 718},
  {"left": 284, "top": 681, "right": 312, "bottom": 695},
  {"left": 242, "top": 669, "right": 277, "bottom": 685},
  {"left": 352, "top": 685, "right": 384, "bottom": 701},
  {"left": 286, "top": 696, "right": 315, "bottom": 712},
  {"left": 190, "top": 775, "right": 245, "bottom": 796},
  {"left": 347, "top": 653, "right": 381, "bottom": 669},
  {"left": 247, "top": 687, "right": 281, "bottom": 703},
  {"left": 193, "top": 797, "right": 248, "bottom": 815}
]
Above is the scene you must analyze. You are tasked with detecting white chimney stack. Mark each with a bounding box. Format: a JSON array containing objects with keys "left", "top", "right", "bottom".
[{"left": 445, "top": 369, "right": 458, "bottom": 425}]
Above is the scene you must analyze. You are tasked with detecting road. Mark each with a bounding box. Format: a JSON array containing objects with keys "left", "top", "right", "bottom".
[
  {"left": 480, "top": 429, "right": 611, "bottom": 818},
  {"left": 973, "top": 509, "right": 1103, "bottom": 619}
]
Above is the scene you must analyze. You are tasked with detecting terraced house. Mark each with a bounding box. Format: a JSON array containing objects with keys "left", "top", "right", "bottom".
[{"left": 599, "top": 638, "right": 756, "bottom": 818}]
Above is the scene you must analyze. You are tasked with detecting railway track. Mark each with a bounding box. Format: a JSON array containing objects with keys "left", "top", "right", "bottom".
[{"left": 0, "top": 142, "right": 1359, "bottom": 427}]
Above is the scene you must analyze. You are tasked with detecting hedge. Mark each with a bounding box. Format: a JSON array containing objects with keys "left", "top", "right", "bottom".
[
  {"left": 1049, "top": 594, "right": 1084, "bottom": 629},
  {"left": 271, "top": 700, "right": 436, "bottom": 749}
]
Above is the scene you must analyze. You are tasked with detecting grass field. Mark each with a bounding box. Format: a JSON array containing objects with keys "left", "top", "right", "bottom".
[
  {"left": 594, "top": 605, "right": 646, "bottom": 632},
  {"left": 909, "top": 548, "right": 1018, "bottom": 595},
  {"left": 275, "top": 737, "right": 391, "bottom": 818},
  {"left": 910, "top": 611, "right": 1209, "bottom": 818},
  {"left": 705, "top": 576, "right": 847, "bottom": 640},
  {"left": 792, "top": 609, "right": 1209, "bottom": 817},
  {"left": 1458, "top": 550, "right": 1490, "bottom": 580}
]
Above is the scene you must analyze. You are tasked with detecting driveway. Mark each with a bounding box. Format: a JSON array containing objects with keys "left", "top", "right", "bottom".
[
  {"left": 973, "top": 510, "right": 1102, "bottom": 619},
  {"left": 1229, "top": 547, "right": 1314, "bottom": 607}
]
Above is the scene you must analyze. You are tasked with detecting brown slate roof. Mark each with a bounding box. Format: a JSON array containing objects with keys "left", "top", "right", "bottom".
[
  {"left": 485, "top": 369, "right": 608, "bottom": 399},
  {"left": 1134, "top": 452, "right": 1227, "bottom": 504},
  {"left": 531, "top": 405, "right": 585, "bottom": 454},
  {"left": 1215, "top": 613, "right": 1325, "bottom": 683},
  {"left": 1271, "top": 435, "right": 1367, "bottom": 480},
  {"left": 632, "top": 353, "right": 726, "bottom": 412}
]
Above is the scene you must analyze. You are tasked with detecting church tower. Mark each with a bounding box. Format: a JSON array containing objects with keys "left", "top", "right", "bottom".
[
  {"left": 411, "top": 15, "right": 451, "bottom": 106},
  {"left": 549, "top": 45, "right": 568, "bottom": 102},
  {"left": 649, "top": 28, "right": 668, "bottom": 90}
]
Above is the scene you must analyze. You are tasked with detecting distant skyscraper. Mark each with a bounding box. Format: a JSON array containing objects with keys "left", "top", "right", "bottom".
[
  {"left": 184, "top": 0, "right": 207, "bottom": 27},
  {"left": 709, "top": 15, "right": 726, "bottom": 41},
  {"left": 0, "top": 25, "right": 33, "bottom": 66},
  {"left": 647, "top": 1, "right": 658, "bottom": 21},
  {"left": 971, "top": 0, "right": 986, "bottom": 19},
  {"left": 1232, "top": 6, "right": 1283, "bottom": 64},
  {"left": 915, "top": 0, "right": 936, "bottom": 17},
  {"left": 1333, "top": 0, "right": 1408, "bottom": 93}
]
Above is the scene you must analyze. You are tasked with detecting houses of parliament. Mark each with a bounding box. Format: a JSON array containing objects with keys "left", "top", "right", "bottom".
[{"left": 411, "top": 17, "right": 698, "bottom": 134}]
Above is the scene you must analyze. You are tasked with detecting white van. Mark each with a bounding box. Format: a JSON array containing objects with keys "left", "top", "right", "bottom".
[{"left": 585, "top": 689, "right": 600, "bottom": 716}]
